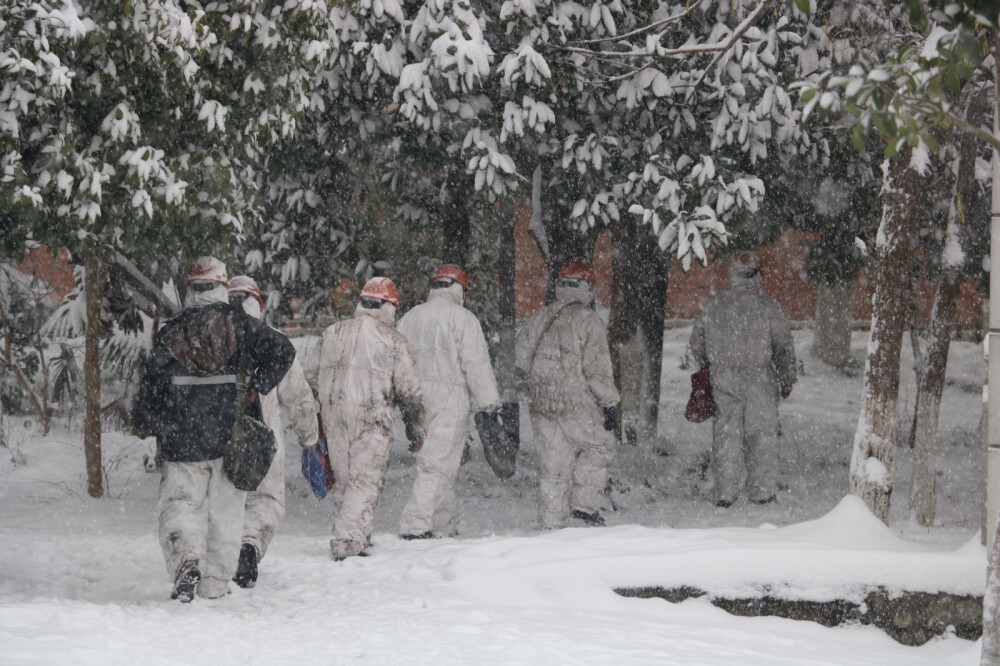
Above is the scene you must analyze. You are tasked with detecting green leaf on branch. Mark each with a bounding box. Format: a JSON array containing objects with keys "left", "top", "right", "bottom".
[
  {"left": 851, "top": 124, "right": 866, "bottom": 153},
  {"left": 901, "top": 0, "right": 927, "bottom": 31},
  {"left": 944, "top": 69, "right": 960, "bottom": 94},
  {"left": 885, "top": 133, "right": 906, "bottom": 159},
  {"left": 872, "top": 112, "right": 896, "bottom": 137}
]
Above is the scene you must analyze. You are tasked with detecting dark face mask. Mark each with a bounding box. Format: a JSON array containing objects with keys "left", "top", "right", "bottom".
[{"left": 360, "top": 298, "right": 384, "bottom": 310}]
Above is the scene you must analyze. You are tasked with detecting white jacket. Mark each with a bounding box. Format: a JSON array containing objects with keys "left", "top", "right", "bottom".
[
  {"left": 516, "top": 284, "right": 620, "bottom": 418},
  {"left": 397, "top": 284, "right": 500, "bottom": 413},
  {"left": 689, "top": 271, "right": 796, "bottom": 400},
  {"left": 308, "top": 302, "right": 426, "bottom": 444}
]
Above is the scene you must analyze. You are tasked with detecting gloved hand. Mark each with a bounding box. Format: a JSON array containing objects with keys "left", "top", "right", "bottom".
[
  {"left": 780, "top": 382, "right": 793, "bottom": 399},
  {"left": 477, "top": 409, "right": 500, "bottom": 427},
  {"left": 602, "top": 405, "right": 619, "bottom": 433},
  {"left": 409, "top": 440, "right": 424, "bottom": 453}
]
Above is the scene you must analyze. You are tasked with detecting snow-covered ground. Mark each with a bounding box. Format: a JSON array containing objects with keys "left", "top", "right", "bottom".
[{"left": 0, "top": 329, "right": 987, "bottom": 664}]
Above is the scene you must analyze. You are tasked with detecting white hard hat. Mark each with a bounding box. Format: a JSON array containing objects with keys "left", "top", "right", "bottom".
[{"left": 187, "top": 256, "right": 228, "bottom": 285}]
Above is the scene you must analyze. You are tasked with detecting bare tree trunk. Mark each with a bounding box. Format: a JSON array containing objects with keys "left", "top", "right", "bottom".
[
  {"left": 529, "top": 163, "right": 588, "bottom": 303},
  {"left": 495, "top": 199, "right": 519, "bottom": 444},
  {"left": 909, "top": 113, "right": 980, "bottom": 526},
  {"left": 849, "top": 145, "right": 929, "bottom": 522},
  {"left": 442, "top": 169, "right": 473, "bottom": 266},
  {"left": 608, "top": 216, "right": 668, "bottom": 444},
  {"left": 908, "top": 271, "right": 960, "bottom": 525},
  {"left": 84, "top": 255, "right": 105, "bottom": 499},
  {"left": 813, "top": 282, "right": 853, "bottom": 367}
]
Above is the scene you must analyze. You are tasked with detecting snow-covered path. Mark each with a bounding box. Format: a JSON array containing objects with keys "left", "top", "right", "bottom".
[
  {"left": 0, "top": 329, "right": 988, "bottom": 664},
  {"left": 0, "top": 501, "right": 984, "bottom": 665}
]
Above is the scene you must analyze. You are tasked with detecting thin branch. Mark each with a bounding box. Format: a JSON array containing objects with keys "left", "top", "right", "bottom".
[
  {"left": 876, "top": 85, "right": 1000, "bottom": 153},
  {"left": 567, "top": 0, "right": 707, "bottom": 47},
  {"left": 551, "top": 0, "right": 774, "bottom": 61},
  {"left": 684, "top": 0, "right": 777, "bottom": 103}
]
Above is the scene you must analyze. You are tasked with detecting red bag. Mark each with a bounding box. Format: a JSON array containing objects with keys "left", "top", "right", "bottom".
[{"left": 684, "top": 366, "right": 716, "bottom": 423}]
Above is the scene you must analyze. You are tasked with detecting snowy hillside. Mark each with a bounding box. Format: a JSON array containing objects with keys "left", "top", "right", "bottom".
[{"left": 0, "top": 329, "right": 987, "bottom": 665}]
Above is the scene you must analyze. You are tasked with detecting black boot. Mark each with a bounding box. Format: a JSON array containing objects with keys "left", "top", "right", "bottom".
[
  {"left": 750, "top": 495, "right": 777, "bottom": 505},
  {"left": 400, "top": 531, "right": 435, "bottom": 541},
  {"left": 171, "top": 560, "right": 201, "bottom": 603},
  {"left": 571, "top": 510, "right": 605, "bottom": 526},
  {"left": 233, "top": 543, "right": 258, "bottom": 589}
]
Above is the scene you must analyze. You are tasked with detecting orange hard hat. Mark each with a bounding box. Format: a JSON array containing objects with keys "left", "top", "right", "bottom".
[
  {"left": 558, "top": 258, "right": 595, "bottom": 284},
  {"left": 432, "top": 264, "right": 470, "bottom": 299},
  {"left": 360, "top": 277, "right": 400, "bottom": 310},
  {"left": 228, "top": 276, "right": 264, "bottom": 310},
  {"left": 187, "top": 256, "right": 228, "bottom": 286}
]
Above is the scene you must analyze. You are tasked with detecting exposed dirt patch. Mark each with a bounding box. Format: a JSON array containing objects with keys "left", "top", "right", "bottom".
[{"left": 615, "top": 586, "right": 982, "bottom": 646}]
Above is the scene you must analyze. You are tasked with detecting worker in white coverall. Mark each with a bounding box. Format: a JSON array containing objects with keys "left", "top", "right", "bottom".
[
  {"left": 227, "top": 276, "right": 319, "bottom": 588},
  {"left": 306, "top": 277, "right": 427, "bottom": 560},
  {"left": 688, "top": 252, "right": 797, "bottom": 508},
  {"left": 132, "top": 258, "right": 295, "bottom": 602},
  {"left": 397, "top": 265, "right": 501, "bottom": 540},
  {"left": 516, "top": 259, "right": 621, "bottom": 528}
]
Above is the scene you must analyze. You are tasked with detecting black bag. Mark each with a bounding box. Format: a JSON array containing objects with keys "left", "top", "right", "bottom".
[
  {"left": 475, "top": 411, "right": 517, "bottom": 480},
  {"left": 223, "top": 351, "right": 277, "bottom": 491}
]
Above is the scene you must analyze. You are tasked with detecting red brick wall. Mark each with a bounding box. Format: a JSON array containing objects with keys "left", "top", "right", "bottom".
[
  {"left": 23, "top": 220, "right": 986, "bottom": 332},
  {"left": 17, "top": 248, "right": 75, "bottom": 307},
  {"left": 513, "top": 201, "right": 985, "bottom": 330}
]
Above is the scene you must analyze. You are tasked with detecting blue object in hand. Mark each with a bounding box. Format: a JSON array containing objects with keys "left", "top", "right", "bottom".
[{"left": 302, "top": 435, "right": 331, "bottom": 500}]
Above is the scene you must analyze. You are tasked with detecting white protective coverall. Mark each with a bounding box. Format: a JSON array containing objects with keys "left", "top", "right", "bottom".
[
  {"left": 688, "top": 268, "right": 796, "bottom": 504},
  {"left": 516, "top": 284, "right": 620, "bottom": 528},
  {"left": 307, "top": 301, "right": 426, "bottom": 559},
  {"left": 242, "top": 355, "right": 318, "bottom": 559},
  {"left": 397, "top": 283, "right": 500, "bottom": 537}
]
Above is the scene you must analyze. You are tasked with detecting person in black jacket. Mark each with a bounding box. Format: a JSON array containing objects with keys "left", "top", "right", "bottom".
[{"left": 132, "top": 257, "right": 295, "bottom": 602}]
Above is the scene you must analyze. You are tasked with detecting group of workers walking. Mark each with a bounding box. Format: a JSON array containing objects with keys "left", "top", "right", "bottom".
[{"left": 133, "top": 250, "right": 795, "bottom": 602}]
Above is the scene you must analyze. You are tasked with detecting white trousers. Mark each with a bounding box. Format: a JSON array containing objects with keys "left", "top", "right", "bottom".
[
  {"left": 158, "top": 459, "right": 246, "bottom": 598},
  {"left": 532, "top": 410, "right": 614, "bottom": 529},
  {"left": 711, "top": 388, "right": 780, "bottom": 503},
  {"left": 399, "top": 387, "right": 469, "bottom": 536},
  {"left": 323, "top": 404, "right": 393, "bottom": 557}
]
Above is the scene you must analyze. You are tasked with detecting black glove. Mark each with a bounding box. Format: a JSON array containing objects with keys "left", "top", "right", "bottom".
[
  {"left": 602, "top": 406, "right": 619, "bottom": 433},
  {"left": 476, "top": 410, "right": 500, "bottom": 427}
]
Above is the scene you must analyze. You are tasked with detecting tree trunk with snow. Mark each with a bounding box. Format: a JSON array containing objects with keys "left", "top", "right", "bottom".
[
  {"left": 849, "top": 145, "right": 930, "bottom": 523},
  {"left": 608, "top": 217, "right": 668, "bottom": 444},
  {"left": 84, "top": 255, "right": 105, "bottom": 499},
  {"left": 908, "top": 271, "right": 960, "bottom": 526},
  {"left": 984, "top": 511, "right": 1000, "bottom": 665},
  {"left": 909, "top": 116, "right": 980, "bottom": 526},
  {"left": 495, "top": 198, "right": 519, "bottom": 442},
  {"left": 813, "top": 282, "right": 854, "bottom": 368}
]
